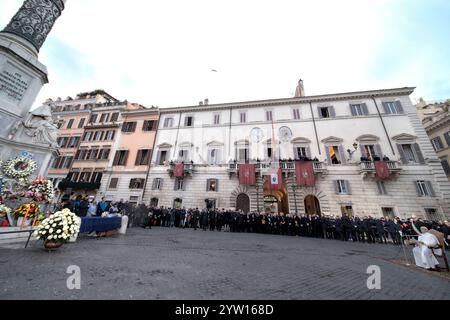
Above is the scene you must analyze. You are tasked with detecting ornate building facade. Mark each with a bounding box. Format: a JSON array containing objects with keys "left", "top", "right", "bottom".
[{"left": 143, "top": 84, "right": 450, "bottom": 220}]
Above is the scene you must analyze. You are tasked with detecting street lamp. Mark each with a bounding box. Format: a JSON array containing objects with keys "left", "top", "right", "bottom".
[
  {"left": 256, "top": 184, "right": 260, "bottom": 213},
  {"left": 291, "top": 184, "right": 298, "bottom": 215}
]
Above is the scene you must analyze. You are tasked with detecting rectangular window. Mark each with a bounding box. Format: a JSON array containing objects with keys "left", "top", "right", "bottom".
[
  {"left": 293, "top": 108, "right": 300, "bottom": 120},
  {"left": 209, "top": 149, "right": 220, "bottom": 165},
  {"left": 99, "top": 113, "right": 110, "bottom": 123},
  {"left": 77, "top": 149, "right": 87, "bottom": 160},
  {"left": 105, "top": 130, "right": 115, "bottom": 141},
  {"left": 71, "top": 171, "right": 80, "bottom": 182},
  {"left": 416, "top": 180, "right": 434, "bottom": 197},
  {"left": 98, "top": 149, "right": 110, "bottom": 160},
  {"left": 213, "top": 114, "right": 220, "bottom": 125},
  {"left": 58, "top": 137, "right": 69, "bottom": 148},
  {"left": 431, "top": 137, "right": 444, "bottom": 152},
  {"left": 143, "top": 120, "right": 156, "bottom": 131},
  {"left": 402, "top": 144, "right": 417, "bottom": 162},
  {"left": 178, "top": 149, "right": 189, "bottom": 162},
  {"left": 381, "top": 207, "right": 395, "bottom": 219},
  {"left": 441, "top": 159, "right": 450, "bottom": 175},
  {"left": 207, "top": 179, "right": 218, "bottom": 192},
  {"left": 113, "top": 150, "right": 129, "bottom": 166},
  {"left": 66, "top": 119, "right": 74, "bottom": 129},
  {"left": 109, "top": 178, "right": 119, "bottom": 189},
  {"left": 163, "top": 117, "right": 174, "bottom": 128},
  {"left": 135, "top": 149, "right": 151, "bottom": 165},
  {"left": 239, "top": 112, "right": 247, "bottom": 123},
  {"left": 122, "top": 122, "right": 137, "bottom": 133},
  {"left": 336, "top": 180, "right": 349, "bottom": 194},
  {"left": 78, "top": 118, "right": 85, "bottom": 128},
  {"left": 424, "top": 208, "right": 438, "bottom": 221},
  {"left": 319, "top": 107, "right": 330, "bottom": 118},
  {"left": 94, "top": 131, "right": 103, "bottom": 141},
  {"left": 266, "top": 110, "right": 273, "bottom": 121},
  {"left": 328, "top": 146, "right": 342, "bottom": 164},
  {"left": 79, "top": 171, "right": 91, "bottom": 182},
  {"left": 158, "top": 150, "right": 167, "bottom": 165},
  {"left": 295, "top": 147, "right": 307, "bottom": 159},
  {"left": 67, "top": 136, "right": 80, "bottom": 148},
  {"left": 184, "top": 116, "right": 193, "bottom": 127},
  {"left": 376, "top": 181, "right": 387, "bottom": 195},
  {"left": 364, "top": 145, "right": 377, "bottom": 160},
  {"left": 129, "top": 178, "right": 145, "bottom": 189},
  {"left": 350, "top": 104, "right": 364, "bottom": 116},
  {"left": 111, "top": 112, "right": 119, "bottom": 122},
  {"left": 174, "top": 178, "right": 184, "bottom": 191},
  {"left": 129, "top": 196, "right": 139, "bottom": 204},
  {"left": 91, "top": 171, "right": 103, "bottom": 183},
  {"left": 383, "top": 101, "right": 403, "bottom": 114},
  {"left": 89, "top": 114, "right": 98, "bottom": 124},
  {"left": 237, "top": 148, "right": 249, "bottom": 162},
  {"left": 152, "top": 178, "right": 163, "bottom": 190}
]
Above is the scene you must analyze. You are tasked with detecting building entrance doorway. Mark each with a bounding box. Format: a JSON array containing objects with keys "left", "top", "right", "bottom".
[
  {"left": 263, "top": 178, "right": 289, "bottom": 214},
  {"left": 304, "top": 195, "right": 321, "bottom": 216},
  {"left": 236, "top": 193, "right": 250, "bottom": 213}
]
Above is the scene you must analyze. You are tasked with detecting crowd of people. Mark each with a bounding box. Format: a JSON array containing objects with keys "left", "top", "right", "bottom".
[
  {"left": 57, "top": 195, "right": 125, "bottom": 218},
  {"left": 141, "top": 206, "right": 450, "bottom": 246}
]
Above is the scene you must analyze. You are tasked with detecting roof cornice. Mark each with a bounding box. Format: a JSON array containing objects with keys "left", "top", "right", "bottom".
[{"left": 159, "top": 87, "right": 416, "bottom": 114}]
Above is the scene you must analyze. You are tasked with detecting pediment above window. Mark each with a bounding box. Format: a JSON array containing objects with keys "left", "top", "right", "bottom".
[
  {"left": 262, "top": 139, "right": 280, "bottom": 145},
  {"left": 179, "top": 142, "right": 194, "bottom": 148},
  {"left": 321, "top": 136, "right": 343, "bottom": 144},
  {"left": 207, "top": 140, "right": 224, "bottom": 147},
  {"left": 157, "top": 143, "right": 173, "bottom": 148},
  {"left": 355, "top": 134, "right": 380, "bottom": 143},
  {"left": 391, "top": 133, "right": 417, "bottom": 143},
  {"left": 234, "top": 139, "right": 250, "bottom": 146},
  {"left": 291, "top": 137, "right": 311, "bottom": 144}
]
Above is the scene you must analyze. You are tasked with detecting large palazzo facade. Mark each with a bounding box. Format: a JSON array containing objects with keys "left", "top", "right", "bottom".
[{"left": 142, "top": 86, "right": 450, "bottom": 220}]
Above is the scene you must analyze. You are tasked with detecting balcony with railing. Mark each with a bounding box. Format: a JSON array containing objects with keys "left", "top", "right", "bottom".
[
  {"left": 359, "top": 161, "right": 402, "bottom": 176},
  {"left": 167, "top": 162, "right": 195, "bottom": 177},
  {"left": 227, "top": 161, "right": 327, "bottom": 175}
]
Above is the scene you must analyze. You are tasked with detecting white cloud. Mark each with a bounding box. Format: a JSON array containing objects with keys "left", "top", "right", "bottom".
[{"left": 0, "top": 0, "right": 448, "bottom": 108}]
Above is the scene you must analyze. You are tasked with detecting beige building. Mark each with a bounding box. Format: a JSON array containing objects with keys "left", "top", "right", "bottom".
[{"left": 417, "top": 99, "right": 450, "bottom": 181}]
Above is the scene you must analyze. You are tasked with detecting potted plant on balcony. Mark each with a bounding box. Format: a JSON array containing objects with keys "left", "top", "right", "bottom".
[{"left": 33, "top": 208, "right": 80, "bottom": 250}]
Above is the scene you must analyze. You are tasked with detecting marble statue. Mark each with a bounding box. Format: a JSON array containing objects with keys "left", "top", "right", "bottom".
[{"left": 22, "top": 105, "right": 59, "bottom": 148}]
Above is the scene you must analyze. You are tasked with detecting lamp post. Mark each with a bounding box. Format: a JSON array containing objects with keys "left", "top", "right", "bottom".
[
  {"left": 291, "top": 184, "right": 298, "bottom": 215},
  {"left": 256, "top": 184, "right": 260, "bottom": 213}
]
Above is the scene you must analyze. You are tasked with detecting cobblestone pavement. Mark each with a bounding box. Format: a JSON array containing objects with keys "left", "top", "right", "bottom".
[{"left": 1, "top": 227, "right": 449, "bottom": 300}]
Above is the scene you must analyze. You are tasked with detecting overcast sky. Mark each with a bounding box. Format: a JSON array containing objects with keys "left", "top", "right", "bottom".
[{"left": 1, "top": 0, "right": 449, "bottom": 108}]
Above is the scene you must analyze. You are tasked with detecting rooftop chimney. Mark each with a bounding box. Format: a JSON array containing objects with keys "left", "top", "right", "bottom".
[{"left": 294, "top": 79, "right": 305, "bottom": 97}]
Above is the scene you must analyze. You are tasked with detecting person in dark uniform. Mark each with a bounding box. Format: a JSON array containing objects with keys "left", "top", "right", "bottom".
[
  {"left": 376, "top": 217, "right": 388, "bottom": 244},
  {"left": 201, "top": 209, "right": 209, "bottom": 231}
]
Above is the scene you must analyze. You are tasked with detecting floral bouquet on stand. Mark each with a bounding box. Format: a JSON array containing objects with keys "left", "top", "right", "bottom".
[
  {"left": 0, "top": 204, "right": 12, "bottom": 227},
  {"left": 33, "top": 208, "right": 81, "bottom": 250},
  {"left": 28, "top": 177, "right": 55, "bottom": 203},
  {"left": 14, "top": 202, "right": 40, "bottom": 227}
]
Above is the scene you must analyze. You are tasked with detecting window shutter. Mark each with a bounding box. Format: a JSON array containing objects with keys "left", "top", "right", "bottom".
[
  {"left": 444, "top": 132, "right": 450, "bottom": 147},
  {"left": 374, "top": 144, "right": 383, "bottom": 158},
  {"left": 441, "top": 160, "right": 450, "bottom": 175},
  {"left": 206, "top": 179, "right": 210, "bottom": 192},
  {"left": 152, "top": 179, "right": 156, "bottom": 190},
  {"left": 324, "top": 146, "right": 331, "bottom": 165},
  {"left": 359, "top": 144, "right": 367, "bottom": 158},
  {"left": 152, "top": 120, "right": 158, "bottom": 131},
  {"left": 306, "top": 146, "right": 312, "bottom": 159},
  {"left": 412, "top": 143, "right": 425, "bottom": 164},
  {"left": 131, "top": 122, "right": 137, "bottom": 132},
  {"left": 414, "top": 181, "right": 422, "bottom": 197},
  {"left": 173, "top": 180, "right": 177, "bottom": 191},
  {"left": 396, "top": 144, "right": 407, "bottom": 164},
  {"left": 382, "top": 102, "right": 391, "bottom": 114},
  {"left": 361, "top": 103, "right": 369, "bottom": 115},
  {"left": 182, "top": 179, "right": 186, "bottom": 191},
  {"left": 334, "top": 180, "right": 340, "bottom": 194},
  {"left": 75, "top": 150, "right": 81, "bottom": 160},
  {"left": 135, "top": 150, "right": 141, "bottom": 165},
  {"left": 215, "top": 179, "right": 219, "bottom": 192},
  {"left": 345, "top": 180, "right": 352, "bottom": 195},
  {"left": 329, "top": 106, "right": 336, "bottom": 118},
  {"left": 159, "top": 179, "right": 163, "bottom": 190},
  {"left": 395, "top": 101, "right": 404, "bottom": 114},
  {"left": 113, "top": 151, "right": 120, "bottom": 166},
  {"left": 338, "top": 145, "right": 347, "bottom": 164},
  {"left": 317, "top": 106, "right": 323, "bottom": 118},
  {"left": 350, "top": 104, "right": 356, "bottom": 116},
  {"left": 426, "top": 181, "right": 435, "bottom": 197},
  {"left": 207, "top": 150, "right": 212, "bottom": 164},
  {"left": 293, "top": 147, "right": 298, "bottom": 160},
  {"left": 155, "top": 151, "right": 161, "bottom": 165}
]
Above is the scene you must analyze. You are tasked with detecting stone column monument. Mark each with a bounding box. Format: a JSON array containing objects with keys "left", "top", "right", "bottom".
[{"left": 0, "top": 0, "right": 67, "bottom": 177}]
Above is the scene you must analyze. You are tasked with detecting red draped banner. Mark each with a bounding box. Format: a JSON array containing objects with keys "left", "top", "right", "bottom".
[
  {"left": 295, "top": 161, "right": 315, "bottom": 186},
  {"left": 239, "top": 164, "right": 256, "bottom": 185},
  {"left": 174, "top": 163, "right": 184, "bottom": 177},
  {"left": 374, "top": 161, "right": 390, "bottom": 179}
]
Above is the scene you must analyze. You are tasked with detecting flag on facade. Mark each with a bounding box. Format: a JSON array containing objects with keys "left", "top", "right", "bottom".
[
  {"left": 374, "top": 161, "right": 390, "bottom": 179},
  {"left": 295, "top": 161, "right": 315, "bottom": 186},
  {"left": 174, "top": 163, "right": 184, "bottom": 177},
  {"left": 267, "top": 168, "right": 282, "bottom": 190},
  {"left": 239, "top": 164, "right": 256, "bottom": 185}
]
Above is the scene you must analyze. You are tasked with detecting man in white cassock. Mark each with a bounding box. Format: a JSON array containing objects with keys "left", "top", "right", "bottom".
[{"left": 412, "top": 226, "right": 441, "bottom": 270}]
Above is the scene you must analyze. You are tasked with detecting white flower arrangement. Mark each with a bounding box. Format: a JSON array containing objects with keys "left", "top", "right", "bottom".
[
  {"left": 1, "top": 157, "right": 37, "bottom": 179},
  {"left": 28, "top": 176, "right": 55, "bottom": 202},
  {"left": 33, "top": 208, "right": 80, "bottom": 244},
  {"left": 0, "top": 204, "right": 11, "bottom": 216}
]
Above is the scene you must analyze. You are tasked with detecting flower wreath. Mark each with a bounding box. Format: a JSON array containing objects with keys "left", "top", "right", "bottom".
[
  {"left": 28, "top": 176, "right": 55, "bottom": 202},
  {"left": 1, "top": 157, "right": 37, "bottom": 179}
]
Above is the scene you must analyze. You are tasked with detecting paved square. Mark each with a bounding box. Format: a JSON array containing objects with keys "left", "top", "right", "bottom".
[{"left": 1, "top": 228, "right": 449, "bottom": 300}]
